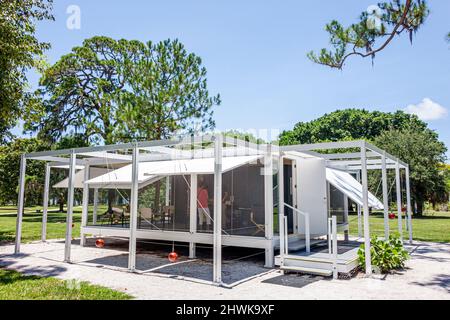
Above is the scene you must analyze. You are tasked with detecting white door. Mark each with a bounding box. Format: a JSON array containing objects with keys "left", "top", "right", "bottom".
[{"left": 294, "top": 157, "right": 328, "bottom": 237}]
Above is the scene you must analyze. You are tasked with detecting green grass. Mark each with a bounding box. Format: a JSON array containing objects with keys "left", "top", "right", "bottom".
[
  {"left": 0, "top": 205, "right": 111, "bottom": 243},
  {"left": 348, "top": 211, "right": 450, "bottom": 243},
  {"left": 0, "top": 268, "right": 132, "bottom": 300}
]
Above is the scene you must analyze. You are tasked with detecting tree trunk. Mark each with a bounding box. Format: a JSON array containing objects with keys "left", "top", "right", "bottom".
[
  {"left": 108, "top": 189, "right": 115, "bottom": 213},
  {"left": 416, "top": 200, "right": 424, "bottom": 216}
]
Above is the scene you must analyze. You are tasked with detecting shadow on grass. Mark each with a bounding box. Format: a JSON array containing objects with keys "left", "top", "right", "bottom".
[{"left": 0, "top": 253, "right": 67, "bottom": 279}]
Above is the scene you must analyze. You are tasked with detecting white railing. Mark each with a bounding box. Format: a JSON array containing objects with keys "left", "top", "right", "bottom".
[
  {"left": 283, "top": 203, "right": 311, "bottom": 254},
  {"left": 328, "top": 215, "right": 338, "bottom": 279}
]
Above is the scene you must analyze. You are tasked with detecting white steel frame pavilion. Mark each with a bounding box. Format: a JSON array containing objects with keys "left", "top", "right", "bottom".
[{"left": 14, "top": 135, "right": 412, "bottom": 284}]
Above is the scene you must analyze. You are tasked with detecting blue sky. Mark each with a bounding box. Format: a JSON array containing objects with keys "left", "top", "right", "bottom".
[{"left": 24, "top": 0, "right": 450, "bottom": 158}]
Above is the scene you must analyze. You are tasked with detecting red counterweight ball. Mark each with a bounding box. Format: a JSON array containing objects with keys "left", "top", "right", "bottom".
[
  {"left": 95, "top": 238, "right": 105, "bottom": 248},
  {"left": 168, "top": 252, "right": 178, "bottom": 263}
]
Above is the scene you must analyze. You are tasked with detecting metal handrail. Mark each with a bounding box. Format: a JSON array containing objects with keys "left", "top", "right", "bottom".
[{"left": 283, "top": 203, "right": 310, "bottom": 253}]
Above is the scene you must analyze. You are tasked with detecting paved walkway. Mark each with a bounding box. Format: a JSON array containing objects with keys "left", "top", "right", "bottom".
[{"left": 1, "top": 240, "right": 449, "bottom": 299}]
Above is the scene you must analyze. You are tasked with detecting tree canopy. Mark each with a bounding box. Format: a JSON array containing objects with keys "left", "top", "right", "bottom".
[
  {"left": 25, "top": 36, "right": 221, "bottom": 145},
  {"left": 374, "top": 127, "right": 447, "bottom": 214},
  {"left": 279, "top": 109, "right": 447, "bottom": 215},
  {"left": 0, "top": 0, "right": 54, "bottom": 143},
  {"left": 308, "top": 0, "right": 429, "bottom": 69},
  {"left": 279, "top": 109, "right": 427, "bottom": 145}
]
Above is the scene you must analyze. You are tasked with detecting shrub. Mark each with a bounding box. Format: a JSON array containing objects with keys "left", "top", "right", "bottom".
[{"left": 358, "top": 235, "right": 409, "bottom": 273}]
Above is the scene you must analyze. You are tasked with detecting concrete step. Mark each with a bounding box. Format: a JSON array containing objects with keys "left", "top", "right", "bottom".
[{"left": 281, "top": 265, "right": 333, "bottom": 277}]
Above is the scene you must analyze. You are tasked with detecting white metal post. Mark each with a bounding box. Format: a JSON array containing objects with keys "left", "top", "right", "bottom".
[
  {"left": 395, "top": 161, "right": 403, "bottom": 242},
  {"left": 41, "top": 163, "right": 51, "bottom": 242},
  {"left": 332, "top": 215, "right": 338, "bottom": 280},
  {"left": 278, "top": 155, "right": 285, "bottom": 262},
  {"left": 128, "top": 145, "right": 139, "bottom": 272},
  {"left": 80, "top": 165, "right": 90, "bottom": 247},
  {"left": 165, "top": 176, "right": 170, "bottom": 206},
  {"left": 264, "top": 144, "right": 274, "bottom": 267},
  {"left": 14, "top": 154, "right": 27, "bottom": 254},
  {"left": 64, "top": 152, "right": 77, "bottom": 263},
  {"left": 361, "top": 143, "right": 372, "bottom": 276},
  {"left": 93, "top": 188, "right": 99, "bottom": 225},
  {"left": 356, "top": 171, "right": 362, "bottom": 237},
  {"left": 381, "top": 153, "right": 390, "bottom": 240},
  {"left": 213, "top": 135, "right": 223, "bottom": 284},
  {"left": 189, "top": 174, "right": 198, "bottom": 259},
  {"left": 405, "top": 166, "right": 413, "bottom": 244}
]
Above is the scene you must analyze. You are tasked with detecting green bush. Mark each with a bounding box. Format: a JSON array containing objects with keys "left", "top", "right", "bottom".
[{"left": 358, "top": 235, "right": 409, "bottom": 273}]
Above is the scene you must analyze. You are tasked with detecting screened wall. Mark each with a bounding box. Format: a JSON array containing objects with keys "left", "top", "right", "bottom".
[{"left": 328, "top": 182, "right": 347, "bottom": 225}]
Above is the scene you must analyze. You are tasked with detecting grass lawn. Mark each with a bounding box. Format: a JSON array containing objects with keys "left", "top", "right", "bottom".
[
  {"left": 348, "top": 211, "right": 450, "bottom": 243},
  {"left": 0, "top": 268, "right": 132, "bottom": 300}
]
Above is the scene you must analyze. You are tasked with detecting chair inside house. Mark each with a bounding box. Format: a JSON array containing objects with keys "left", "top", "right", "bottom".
[
  {"left": 139, "top": 207, "right": 155, "bottom": 228},
  {"left": 250, "top": 206, "right": 265, "bottom": 236}
]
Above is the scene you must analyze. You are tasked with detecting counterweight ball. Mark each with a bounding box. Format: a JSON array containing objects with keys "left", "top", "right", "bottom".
[{"left": 168, "top": 252, "right": 178, "bottom": 263}]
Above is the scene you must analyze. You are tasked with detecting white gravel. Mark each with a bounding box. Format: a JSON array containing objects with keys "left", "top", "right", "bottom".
[{"left": 1, "top": 240, "right": 449, "bottom": 300}]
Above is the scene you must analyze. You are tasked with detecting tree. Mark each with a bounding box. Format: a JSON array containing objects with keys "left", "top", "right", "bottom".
[
  {"left": 0, "top": 0, "right": 53, "bottom": 143},
  {"left": 279, "top": 109, "right": 447, "bottom": 215},
  {"left": 279, "top": 109, "right": 426, "bottom": 145},
  {"left": 308, "top": 0, "right": 429, "bottom": 69},
  {"left": 0, "top": 138, "right": 49, "bottom": 206},
  {"left": 25, "top": 36, "right": 220, "bottom": 145},
  {"left": 374, "top": 127, "right": 447, "bottom": 215}
]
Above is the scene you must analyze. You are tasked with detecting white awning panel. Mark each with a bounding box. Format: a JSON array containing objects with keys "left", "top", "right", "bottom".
[
  {"left": 53, "top": 167, "right": 109, "bottom": 189},
  {"left": 85, "top": 155, "right": 261, "bottom": 188},
  {"left": 326, "top": 168, "right": 384, "bottom": 210}
]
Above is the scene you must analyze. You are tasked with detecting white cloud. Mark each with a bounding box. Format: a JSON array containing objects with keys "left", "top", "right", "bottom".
[{"left": 405, "top": 98, "right": 448, "bottom": 121}]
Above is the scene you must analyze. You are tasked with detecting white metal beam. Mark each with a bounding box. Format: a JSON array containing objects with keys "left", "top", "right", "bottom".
[
  {"left": 128, "top": 146, "right": 139, "bottom": 272},
  {"left": 405, "top": 166, "right": 413, "bottom": 244},
  {"left": 213, "top": 135, "right": 223, "bottom": 284},
  {"left": 264, "top": 144, "right": 274, "bottom": 267},
  {"left": 361, "top": 147, "right": 372, "bottom": 276},
  {"left": 41, "top": 164, "right": 51, "bottom": 242},
  {"left": 189, "top": 174, "right": 198, "bottom": 259},
  {"left": 278, "top": 155, "right": 285, "bottom": 263},
  {"left": 395, "top": 161, "right": 403, "bottom": 242},
  {"left": 14, "top": 155, "right": 26, "bottom": 254},
  {"left": 381, "top": 153, "right": 390, "bottom": 240},
  {"left": 64, "top": 152, "right": 76, "bottom": 262},
  {"left": 80, "top": 165, "right": 90, "bottom": 247}
]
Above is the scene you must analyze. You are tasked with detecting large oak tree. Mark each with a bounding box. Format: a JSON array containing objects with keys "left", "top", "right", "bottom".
[{"left": 25, "top": 36, "right": 221, "bottom": 144}]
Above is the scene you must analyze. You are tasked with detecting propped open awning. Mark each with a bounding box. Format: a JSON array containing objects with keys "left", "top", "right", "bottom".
[
  {"left": 326, "top": 168, "right": 384, "bottom": 210},
  {"left": 53, "top": 167, "right": 110, "bottom": 189},
  {"left": 85, "top": 155, "right": 261, "bottom": 189}
]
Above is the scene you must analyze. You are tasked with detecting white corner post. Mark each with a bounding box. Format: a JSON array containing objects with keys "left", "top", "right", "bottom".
[
  {"left": 405, "top": 166, "right": 413, "bottom": 244},
  {"left": 278, "top": 154, "right": 285, "bottom": 262},
  {"left": 14, "top": 154, "right": 27, "bottom": 254},
  {"left": 331, "top": 215, "right": 338, "bottom": 279},
  {"left": 213, "top": 134, "right": 223, "bottom": 284},
  {"left": 360, "top": 143, "right": 372, "bottom": 276},
  {"left": 93, "top": 188, "right": 99, "bottom": 225},
  {"left": 128, "top": 145, "right": 139, "bottom": 272},
  {"left": 264, "top": 144, "right": 274, "bottom": 268},
  {"left": 381, "top": 152, "right": 390, "bottom": 240},
  {"left": 356, "top": 171, "right": 362, "bottom": 237},
  {"left": 189, "top": 174, "right": 198, "bottom": 259},
  {"left": 395, "top": 160, "right": 403, "bottom": 242},
  {"left": 64, "top": 151, "right": 77, "bottom": 263},
  {"left": 80, "top": 165, "right": 90, "bottom": 247},
  {"left": 41, "top": 163, "right": 51, "bottom": 242}
]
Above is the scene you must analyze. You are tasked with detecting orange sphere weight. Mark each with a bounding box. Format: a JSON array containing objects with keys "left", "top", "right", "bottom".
[
  {"left": 168, "top": 252, "right": 178, "bottom": 263},
  {"left": 95, "top": 238, "right": 105, "bottom": 248}
]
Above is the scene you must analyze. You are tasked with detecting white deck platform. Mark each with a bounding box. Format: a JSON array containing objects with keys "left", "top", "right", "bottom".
[{"left": 275, "top": 242, "right": 360, "bottom": 276}]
